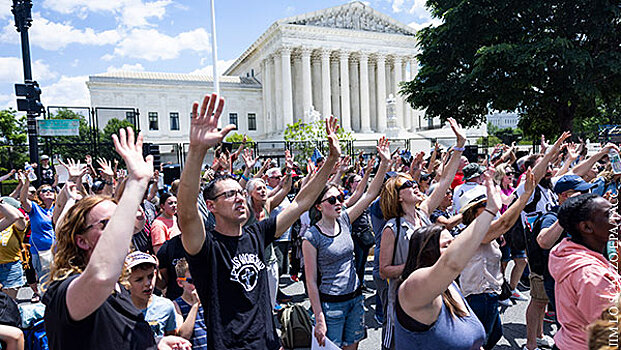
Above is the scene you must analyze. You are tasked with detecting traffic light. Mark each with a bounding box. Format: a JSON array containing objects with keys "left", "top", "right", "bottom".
[
  {"left": 15, "top": 80, "right": 44, "bottom": 113},
  {"left": 142, "top": 143, "right": 161, "bottom": 168}
]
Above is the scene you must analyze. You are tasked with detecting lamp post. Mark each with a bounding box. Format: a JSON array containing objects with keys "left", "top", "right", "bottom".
[{"left": 12, "top": 0, "right": 41, "bottom": 166}]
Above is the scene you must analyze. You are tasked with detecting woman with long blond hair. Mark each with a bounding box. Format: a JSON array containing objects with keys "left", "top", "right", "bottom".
[{"left": 42, "top": 128, "right": 189, "bottom": 350}]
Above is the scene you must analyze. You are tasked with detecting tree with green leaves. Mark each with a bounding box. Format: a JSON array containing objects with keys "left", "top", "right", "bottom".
[
  {"left": 0, "top": 109, "right": 28, "bottom": 172},
  {"left": 225, "top": 132, "right": 255, "bottom": 147},
  {"left": 100, "top": 118, "right": 137, "bottom": 163},
  {"left": 284, "top": 119, "right": 353, "bottom": 162},
  {"left": 402, "top": 0, "right": 621, "bottom": 140}
]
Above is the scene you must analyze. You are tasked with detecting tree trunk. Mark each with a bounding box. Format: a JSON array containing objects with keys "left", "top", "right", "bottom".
[{"left": 557, "top": 103, "right": 575, "bottom": 133}]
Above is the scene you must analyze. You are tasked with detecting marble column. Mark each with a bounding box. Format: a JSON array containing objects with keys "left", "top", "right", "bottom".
[
  {"left": 349, "top": 58, "right": 360, "bottom": 131},
  {"left": 262, "top": 57, "right": 272, "bottom": 135},
  {"left": 393, "top": 56, "right": 403, "bottom": 128},
  {"left": 339, "top": 50, "right": 351, "bottom": 131},
  {"left": 330, "top": 58, "right": 340, "bottom": 120},
  {"left": 321, "top": 49, "right": 332, "bottom": 118},
  {"left": 402, "top": 58, "right": 411, "bottom": 131},
  {"left": 359, "top": 52, "right": 371, "bottom": 132},
  {"left": 376, "top": 53, "right": 387, "bottom": 133},
  {"left": 301, "top": 48, "right": 313, "bottom": 123},
  {"left": 281, "top": 48, "right": 293, "bottom": 128},
  {"left": 273, "top": 53, "right": 282, "bottom": 130}
]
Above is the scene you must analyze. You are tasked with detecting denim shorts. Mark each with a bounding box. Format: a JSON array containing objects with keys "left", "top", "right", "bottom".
[
  {"left": 0, "top": 261, "right": 25, "bottom": 289},
  {"left": 500, "top": 244, "right": 527, "bottom": 262},
  {"left": 321, "top": 294, "right": 367, "bottom": 346}
]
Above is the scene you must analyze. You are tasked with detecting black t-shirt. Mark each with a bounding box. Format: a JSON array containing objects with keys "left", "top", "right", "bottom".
[
  {"left": 185, "top": 217, "right": 280, "bottom": 350},
  {"left": 156, "top": 235, "right": 186, "bottom": 300},
  {"left": 42, "top": 274, "right": 156, "bottom": 350},
  {"left": 40, "top": 165, "right": 55, "bottom": 185}
]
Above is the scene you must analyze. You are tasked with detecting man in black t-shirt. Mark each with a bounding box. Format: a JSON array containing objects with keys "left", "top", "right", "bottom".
[
  {"left": 156, "top": 234, "right": 185, "bottom": 300},
  {"left": 177, "top": 93, "right": 341, "bottom": 350}
]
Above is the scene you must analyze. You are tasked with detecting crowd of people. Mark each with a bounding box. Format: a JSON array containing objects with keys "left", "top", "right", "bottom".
[{"left": 0, "top": 92, "right": 618, "bottom": 350}]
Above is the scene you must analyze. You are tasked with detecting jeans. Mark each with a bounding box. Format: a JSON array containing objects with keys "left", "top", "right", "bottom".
[
  {"left": 321, "top": 295, "right": 366, "bottom": 347},
  {"left": 466, "top": 292, "right": 503, "bottom": 350},
  {"left": 274, "top": 241, "right": 290, "bottom": 275},
  {"left": 353, "top": 240, "right": 369, "bottom": 286},
  {"left": 373, "top": 271, "right": 388, "bottom": 322}
]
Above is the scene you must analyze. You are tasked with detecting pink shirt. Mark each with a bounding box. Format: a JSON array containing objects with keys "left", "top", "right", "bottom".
[
  {"left": 549, "top": 238, "right": 621, "bottom": 350},
  {"left": 151, "top": 216, "right": 181, "bottom": 246}
]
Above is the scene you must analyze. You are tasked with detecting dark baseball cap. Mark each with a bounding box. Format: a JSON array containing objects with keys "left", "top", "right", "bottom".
[{"left": 553, "top": 174, "right": 595, "bottom": 194}]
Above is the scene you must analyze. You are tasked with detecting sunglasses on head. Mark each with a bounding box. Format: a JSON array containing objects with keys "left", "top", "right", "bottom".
[
  {"left": 178, "top": 277, "right": 194, "bottom": 284},
  {"left": 398, "top": 180, "right": 416, "bottom": 191},
  {"left": 321, "top": 194, "right": 345, "bottom": 205}
]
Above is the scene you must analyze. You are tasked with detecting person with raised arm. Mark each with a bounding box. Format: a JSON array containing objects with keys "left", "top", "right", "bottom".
[
  {"left": 42, "top": 128, "right": 190, "bottom": 350},
  {"left": 303, "top": 136, "right": 390, "bottom": 349},
  {"left": 177, "top": 93, "right": 340, "bottom": 350},
  {"left": 393, "top": 169, "right": 501, "bottom": 349}
]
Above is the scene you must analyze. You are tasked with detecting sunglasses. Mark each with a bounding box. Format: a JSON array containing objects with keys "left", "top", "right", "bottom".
[
  {"left": 211, "top": 189, "right": 247, "bottom": 200},
  {"left": 40, "top": 188, "right": 54, "bottom": 194},
  {"left": 321, "top": 194, "right": 345, "bottom": 205},
  {"left": 85, "top": 218, "right": 110, "bottom": 231},
  {"left": 178, "top": 277, "right": 194, "bottom": 284},
  {"left": 398, "top": 180, "right": 416, "bottom": 191}
]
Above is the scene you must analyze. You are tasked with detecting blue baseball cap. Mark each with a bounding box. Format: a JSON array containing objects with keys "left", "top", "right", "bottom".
[{"left": 553, "top": 175, "right": 595, "bottom": 194}]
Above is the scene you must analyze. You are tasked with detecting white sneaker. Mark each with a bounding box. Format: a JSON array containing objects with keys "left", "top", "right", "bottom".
[
  {"left": 498, "top": 298, "right": 512, "bottom": 307},
  {"left": 511, "top": 289, "right": 529, "bottom": 301},
  {"left": 537, "top": 335, "right": 555, "bottom": 348}
]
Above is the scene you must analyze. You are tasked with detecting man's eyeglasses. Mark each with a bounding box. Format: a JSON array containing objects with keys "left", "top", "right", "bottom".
[
  {"left": 178, "top": 277, "right": 194, "bottom": 284},
  {"left": 211, "top": 189, "right": 247, "bottom": 200},
  {"left": 40, "top": 188, "right": 54, "bottom": 194},
  {"left": 321, "top": 194, "right": 345, "bottom": 205},
  {"left": 398, "top": 180, "right": 416, "bottom": 191},
  {"left": 85, "top": 218, "right": 109, "bottom": 231}
]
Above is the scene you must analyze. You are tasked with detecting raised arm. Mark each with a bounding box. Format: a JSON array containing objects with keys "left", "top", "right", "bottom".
[
  {"left": 571, "top": 142, "right": 619, "bottom": 178},
  {"left": 346, "top": 137, "right": 390, "bottom": 222},
  {"left": 66, "top": 127, "right": 153, "bottom": 321},
  {"left": 238, "top": 149, "right": 258, "bottom": 189},
  {"left": 18, "top": 173, "right": 32, "bottom": 213},
  {"left": 275, "top": 116, "right": 341, "bottom": 238},
  {"left": 399, "top": 170, "right": 500, "bottom": 310},
  {"left": 343, "top": 157, "right": 375, "bottom": 207},
  {"left": 482, "top": 168, "right": 536, "bottom": 244},
  {"left": 0, "top": 200, "right": 25, "bottom": 232},
  {"left": 178, "top": 94, "right": 235, "bottom": 255},
  {"left": 419, "top": 118, "right": 466, "bottom": 216},
  {"left": 53, "top": 159, "right": 88, "bottom": 226},
  {"left": 0, "top": 169, "right": 16, "bottom": 183},
  {"left": 532, "top": 131, "right": 571, "bottom": 182}
]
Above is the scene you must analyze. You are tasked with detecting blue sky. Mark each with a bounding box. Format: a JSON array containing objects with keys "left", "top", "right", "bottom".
[{"left": 0, "top": 0, "right": 439, "bottom": 111}]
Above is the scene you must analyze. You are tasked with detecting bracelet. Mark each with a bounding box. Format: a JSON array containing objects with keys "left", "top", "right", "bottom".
[
  {"left": 484, "top": 208, "right": 497, "bottom": 216},
  {"left": 453, "top": 146, "right": 465, "bottom": 152},
  {"left": 240, "top": 174, "right": 249, "bottom": 181}
]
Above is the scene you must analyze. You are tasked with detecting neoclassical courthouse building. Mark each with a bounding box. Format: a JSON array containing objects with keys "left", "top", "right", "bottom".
[{"left": 88, "top": 2, "right": 485, "bottom": 145}]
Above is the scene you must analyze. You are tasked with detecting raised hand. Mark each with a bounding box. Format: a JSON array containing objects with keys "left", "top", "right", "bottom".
[
  {"left": 522, "top": 168, "right": 536, "bottom": 195},
  {"left": 337, "top": 155, "right": 351, "bottom": 172},
  {"left": 85, "top": 155, "right": 92, "bottom": 166},
  {"left": 552, "top": 131, "right": 571, "bottom": 150},
  {"left": 365, "top": 156, "right": 376, "bottom": 173},
  {"left": 376, "top": 136, "right": 390, "bottom": 163},
  {"left": 59, "top": 158, "right": 87, "bottom": 179},
  {"left": 96, "top": 157, "right": 114, "bottom": 178},
  {"left": 112, "top": 127, "right": 153, "bottom": 182},
  {"left": 325, "top": 116, "right": 341, "bottom": 159},
  {"left": 447, "top": 118, "right": 466, "bottom": 146},
  {"left": 189, "top": 93, "right": 235, "bottom": 151},
  {"left": 483, "top": 167, "right": 501, "bottom": 214},
  {"left": 241, "top": 149, "right": 258, "bottom": 169}
]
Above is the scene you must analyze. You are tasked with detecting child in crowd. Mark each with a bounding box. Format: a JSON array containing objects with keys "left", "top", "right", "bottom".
[
  {"left": 173, "top": 258, "right": 207, "bottom": 349},
  {"left": 125, "top": 251, "right": 179, "bottom": 343}
]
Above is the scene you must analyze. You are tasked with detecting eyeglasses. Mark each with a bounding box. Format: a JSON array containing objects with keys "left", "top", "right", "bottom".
[
  {"left": 40, "top": 188, "right": 54, "bottom": 194},
  {"left": 398, "top": 180, "right": 416, "bottom": 191},
  {"left": 269, "top": 175, "right": 282, "bottom": 179},
  {"left": 178, "top": 277, "right": 194, "bottom": 284},
  {"left": 321, "top": 194, "right": 345, "bottom": 205},
  {"left": 85, "top": 218, "right": 109, "bottom": 231},
  {"left": 211, "top": 189, "right": 247, "bottom": 200}
]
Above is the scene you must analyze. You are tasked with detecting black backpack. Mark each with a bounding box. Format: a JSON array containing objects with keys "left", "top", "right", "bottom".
[
  {"left": 525, "top": 211, "right": 558, "bottom": 276},
  {"left": 0, "top": 291, "right": 21, "bottom": 327},
  {"left": 279, "top": 303, "right": 313, "bottom": 349}
]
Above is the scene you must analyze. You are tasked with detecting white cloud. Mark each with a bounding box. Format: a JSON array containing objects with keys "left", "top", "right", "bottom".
[
  {"left": 391, "top": 0, "right": 405, "bottom": 13},
  {"left": 40, "top": 75, "right": 90, "bottom": 106},
  {"left": 112, "top": 28, "right": 210, "bottom": 61},
  {"left": 0, "top": 0, "right": 11, "bottom": 19},
  {"left": 407, "top": 18, "right": 442, "bottom": 31},
  {"left": 0, "top": 57, "right": 58, "bottom": 83},
  {"left": 106, "top": 63, "right": 145, "bottom": 72},
  {"left": 189, "top": 59, "right": 237, "bottom": 77},
  {"left": 0, "top": 13, "right": 121, "bottom": 50},
  {"left": 0, "top": 93, "right": 16, "bottom": 111},
  {"left": 42, "top": 0, "right": 172, "bottom": 28}
]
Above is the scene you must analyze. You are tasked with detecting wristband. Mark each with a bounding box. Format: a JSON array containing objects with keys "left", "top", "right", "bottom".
[
  {"left": 453, "top": 146, "right": 465, "bottom": 152},
  {"left": 240, "top": 174, "right": 250, "bottom": 181},
  {"left": 484, "top": 208, "right": 497, "bottom": 216}
]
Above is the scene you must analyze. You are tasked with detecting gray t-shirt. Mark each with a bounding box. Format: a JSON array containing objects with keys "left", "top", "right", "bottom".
[{"left": 304, "top": 211, "right": 359, "bottom": 296}]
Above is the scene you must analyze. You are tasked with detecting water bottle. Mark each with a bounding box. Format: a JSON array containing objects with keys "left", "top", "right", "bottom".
[
  {"left": 609, "top": 149, "right": 621, "bottom": 174},
  {"left": 24, "top": 162, "right": 37, "bottom": 182}
]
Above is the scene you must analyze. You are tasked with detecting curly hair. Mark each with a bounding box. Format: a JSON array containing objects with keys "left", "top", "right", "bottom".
[
  {"left": 557, "top": 193, "right": 600, "bottom": 244},
  {"left": 380, "top": 174, "right": 414, "bottom": 221},
  {"left": 46, "top": 195, "right": 116, "bottom": 286}
]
